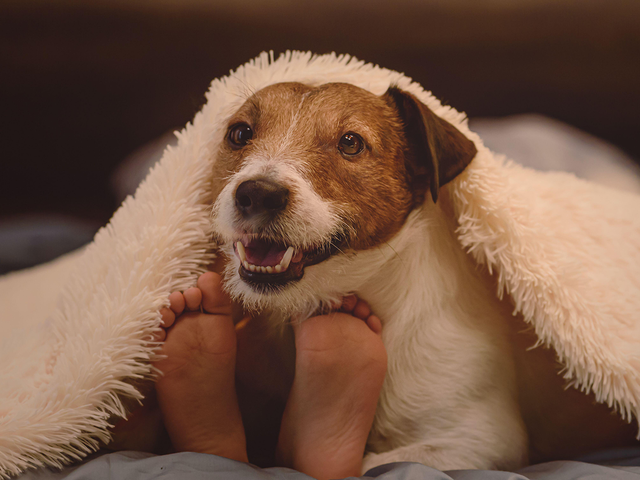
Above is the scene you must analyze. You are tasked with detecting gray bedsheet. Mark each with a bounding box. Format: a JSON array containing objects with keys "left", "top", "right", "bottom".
[{"left": 16, "top": 450, "right": 640, "bottom": 480}]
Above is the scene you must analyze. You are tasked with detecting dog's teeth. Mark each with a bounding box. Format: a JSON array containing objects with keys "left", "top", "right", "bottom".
[
  {"left": 236, "top": 241, "right": 246, "bottom": 262},
  {"left": 293, "top": 249, "right": 304, "bottom": 263},
  {"left": 240, "top": 246, "right": 294, "bottom": 274},
  {"left": 281, "top": 246, "right": 294, "bottom": 270}
]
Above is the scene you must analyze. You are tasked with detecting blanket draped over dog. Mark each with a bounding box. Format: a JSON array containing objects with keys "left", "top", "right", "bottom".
[{"left": 1, "top": 51, "right": 639, "bottom": 478}]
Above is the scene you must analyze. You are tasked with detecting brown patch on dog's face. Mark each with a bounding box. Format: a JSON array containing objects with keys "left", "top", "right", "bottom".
[
  {"left": 211, "top": 83, "right": 316, "bottom": 202},
  {"left": 278, "top": 82, "right": 416, "bottom": 250},
  {"left": 213, "top": 82, "right": 421, "bottom": 251}
]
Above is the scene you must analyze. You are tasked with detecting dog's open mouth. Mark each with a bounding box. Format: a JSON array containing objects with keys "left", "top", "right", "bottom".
[{"left": 233, "top": 235, "right": 341, "bottom": 286}]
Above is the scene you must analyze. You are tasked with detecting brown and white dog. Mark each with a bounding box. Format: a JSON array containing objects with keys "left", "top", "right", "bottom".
[{"left": 210, "top": 82, "right": 636, "bottom": 471}]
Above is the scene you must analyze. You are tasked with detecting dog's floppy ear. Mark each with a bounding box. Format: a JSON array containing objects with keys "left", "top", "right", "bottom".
[{"left": 385, "top": 87, "right": 477, "bottom": 203}]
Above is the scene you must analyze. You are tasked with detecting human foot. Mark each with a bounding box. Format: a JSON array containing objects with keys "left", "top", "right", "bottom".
[
  {"left": 155, "top": 272, "right": 248, "bottom": 462},
  {"left": 276, "top": 296, "right": 387, "bottom": 479}
]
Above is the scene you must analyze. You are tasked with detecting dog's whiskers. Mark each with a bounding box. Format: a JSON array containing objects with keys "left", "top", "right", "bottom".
[{"left": 382, "top": 241, "right": 407, "bottom": 267}]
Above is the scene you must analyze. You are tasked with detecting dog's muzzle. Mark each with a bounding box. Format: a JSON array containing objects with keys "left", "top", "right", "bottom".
[{"left": 230, "top": 178, "right": 344, "bottom": 291}]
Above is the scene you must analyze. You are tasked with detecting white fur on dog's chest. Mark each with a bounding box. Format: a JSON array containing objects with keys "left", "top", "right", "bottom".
[{"left": 345, "top": 205, "right": 528, "bottom": 470}]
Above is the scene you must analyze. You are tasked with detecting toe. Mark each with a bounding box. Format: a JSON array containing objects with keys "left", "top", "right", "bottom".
[
  {"left": 197, "top": 272, "right": 232, "bottom": 315},
  {"left": 160, "top": 308, "right": 176, "bottom": 328},
  {"left": 352, "top": 299, "right": 371, "bottom": 320},
  {"left": 366, "top": 315, "right": 382, "bottom": 335},
  {"left": 184, "top": 287, "right": 203, "bottom": 311},
  {"left": 154, "top": 328, "right": 167, "bottom": 343},
  {"left": 169, "top": 292, "right": 186, "bottom": 315},
  {"left": 340, "top": 295, "right": 358, "bottom": 313}
]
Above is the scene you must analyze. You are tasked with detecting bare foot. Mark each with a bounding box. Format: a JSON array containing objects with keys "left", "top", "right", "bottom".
[
  {"left": 276, "top": 296, "right": 387, "bottom": 479},
  {"left": 155, "top": 272, "right": 248, "bottom": 462}
]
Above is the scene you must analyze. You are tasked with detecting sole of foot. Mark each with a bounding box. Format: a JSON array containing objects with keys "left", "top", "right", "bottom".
[
  {"left": 155, "top": 272, "right": 248, "bottom": 462},
  {"left": 276, "top": 295, "right": 387, "bottom": 480}
]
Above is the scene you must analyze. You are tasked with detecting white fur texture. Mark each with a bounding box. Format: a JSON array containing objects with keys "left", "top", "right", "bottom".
[{"left": 1, "top": 51, "right": 639, "bottom": 477}]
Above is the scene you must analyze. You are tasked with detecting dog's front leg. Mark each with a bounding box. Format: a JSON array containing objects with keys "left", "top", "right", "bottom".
[
  {"left": 362, "top": 307, "right": 529, "bottom": 472},
  {"left": 362, "top": 401, "right": 529, "bottom": 473},
  {"left": 362, "top": 443, "right": 493, "bottom": 473}
]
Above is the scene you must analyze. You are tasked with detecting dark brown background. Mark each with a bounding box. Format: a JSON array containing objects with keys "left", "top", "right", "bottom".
[{"left": 2, "top": 0, "right": 639, "bottom": 225}]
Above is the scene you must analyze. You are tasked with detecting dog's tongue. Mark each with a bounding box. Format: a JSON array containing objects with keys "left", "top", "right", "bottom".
[{"left": 243, "top": 239, "right": 288, "bottom": 267}]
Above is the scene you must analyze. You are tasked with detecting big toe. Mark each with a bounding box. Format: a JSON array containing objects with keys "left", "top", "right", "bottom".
[{"left": 197, "top": 272, "right": 232, "bottom": 315}]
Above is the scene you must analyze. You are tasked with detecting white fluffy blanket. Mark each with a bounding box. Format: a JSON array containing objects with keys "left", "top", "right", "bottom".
[{"left": 1, "top": 51, "right": 639, "bottom": 478}]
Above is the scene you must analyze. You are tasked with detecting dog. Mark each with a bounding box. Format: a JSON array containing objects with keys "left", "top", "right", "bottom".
[{"left": 209, "top": 81, "right": 636, "bottom": 471}]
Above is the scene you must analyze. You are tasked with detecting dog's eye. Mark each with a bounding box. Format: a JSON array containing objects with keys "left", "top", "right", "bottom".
[
  {"left": 338, "top": 133, "right": 365, "bottom": 156},
  {"left": 228, "top": 123, "right": 253, "bottom": 148}
]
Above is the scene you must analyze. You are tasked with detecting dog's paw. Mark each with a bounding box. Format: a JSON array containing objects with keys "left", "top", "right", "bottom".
[
  {"left": 361, "top": 450, "right": 401, "bottom": 474},
  {"left": 362, "top": 443, "right": 481, "bottom": 473}
]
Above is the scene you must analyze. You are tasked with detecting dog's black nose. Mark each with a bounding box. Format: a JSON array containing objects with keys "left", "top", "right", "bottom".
[{"left": 235, "top": 179, "right": 289, "bottom": 218}]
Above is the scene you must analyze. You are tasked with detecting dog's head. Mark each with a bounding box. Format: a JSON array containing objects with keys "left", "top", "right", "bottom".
[{"left": 211, "top": 82, "right": 476, "bottom": 315}]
